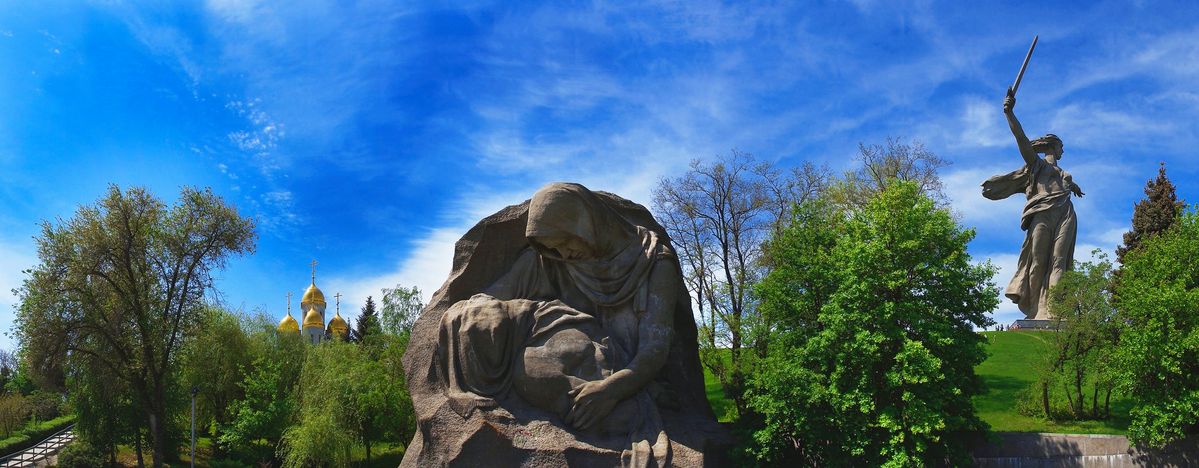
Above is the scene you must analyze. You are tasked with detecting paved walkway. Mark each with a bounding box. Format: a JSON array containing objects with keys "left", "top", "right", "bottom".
[{"left": 0, "top": 427, "right": 75, "bottom": 468}]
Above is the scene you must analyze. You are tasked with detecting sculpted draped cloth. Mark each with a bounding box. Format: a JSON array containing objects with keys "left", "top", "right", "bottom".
[
  {"left": 438, "top": 183, "right": 676, "bottom": 467},
  {"left": 983, "top": 157, "right": 1078, "bottom": 319}
]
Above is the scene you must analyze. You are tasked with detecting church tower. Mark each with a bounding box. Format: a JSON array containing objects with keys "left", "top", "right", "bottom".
[{"left": 301, "top": 260, "right": 327, "bottom": 344}]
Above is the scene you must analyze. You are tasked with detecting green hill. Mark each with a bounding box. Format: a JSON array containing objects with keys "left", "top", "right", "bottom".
[
  {"left": 701, "top": 331, "right": 1131, "bottom": 433},
  {"left": 974, "top": 330, "right": 1128, "bottom": 434}
]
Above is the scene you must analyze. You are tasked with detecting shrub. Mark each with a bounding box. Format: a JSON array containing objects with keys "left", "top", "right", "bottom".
[
  {"left": 0, "top": 394, "right": 28, "bottom": 438},
  {"left": 55, "top": 441, "right": 108, "bottom": 468}
]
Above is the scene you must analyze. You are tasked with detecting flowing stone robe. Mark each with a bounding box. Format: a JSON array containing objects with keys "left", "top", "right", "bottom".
[
  {"left": 983, "top": 157, "right": 1079, "bottom": 320},
  {"left": 401, "top": 183, "right": 726, "bottom": 467}
]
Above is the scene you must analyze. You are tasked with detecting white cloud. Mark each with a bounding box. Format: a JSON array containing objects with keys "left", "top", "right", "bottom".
[
  {"left": 1049, "top": 101, "right": 1175, "bottom": 150},
  {"left": 326, "top": 226, "right": 462, "bottom": 323},
  {"left": 978, "top": 252, "right": 1020, "bottom": 326},
  {"left": 958, "top": 97, "right": 1008, "bottom": 148},
  {"left": 943, "top": 164, "right": 1026, "bottom": 230},
  {"left": 0, "top": 240, "right": 36, "bottom": 350}
]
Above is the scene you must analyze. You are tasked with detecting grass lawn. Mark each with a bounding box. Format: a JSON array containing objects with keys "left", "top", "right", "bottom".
[
  {"left": 700, "top": 331, "right": 1131, "bottom": 434},
  {"left": 702, "top": 362, "right": 735, "bottom": 423},
  {"left": 117, "top": 437, "right": 405, "bottom": 467},
  {"left": 974, "top": 330, "right": 1129, "bottom": 434}
]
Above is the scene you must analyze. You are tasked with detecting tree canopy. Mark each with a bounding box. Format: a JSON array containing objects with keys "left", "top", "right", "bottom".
[
  {"left": 749, "top": 181, "right": 996, "bottom": 466},
  {"left": 15, "top": 185, "right": 256, "bottom": 466},
  {"left": 1113, "top": 208, "right": 1199, "bottom": 448},
  {"left": 1117, "top": 163, "right": 1184, "bottom": 264}
]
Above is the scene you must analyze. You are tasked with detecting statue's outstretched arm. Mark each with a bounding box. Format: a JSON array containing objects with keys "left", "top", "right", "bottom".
[
  {"left": 565, "top": 262, "right": 678, "bottom": 430},
  {"left": 1004, "top": 92, "right": 1039, "bottom": 167}
]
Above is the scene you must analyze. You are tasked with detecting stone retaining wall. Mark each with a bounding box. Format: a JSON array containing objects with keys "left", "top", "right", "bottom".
[{"left": 973, "top": 432, "right": 1199, "bottom": 467}]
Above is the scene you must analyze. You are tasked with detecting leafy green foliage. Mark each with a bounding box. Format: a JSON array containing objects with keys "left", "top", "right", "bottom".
[
  {"left": 654, "top": 152, "right": 830, "bottom": 417},
  {"left": 380, "top": 285, "right": 423, "bottom": 336},
  {"left": 748, "top": 182, "right": 997, "bottom": 466},
  {"left": 0, "top": 415, "right": 76, "bottom": 459},
  {"left": 280, "top": 340, "right": 410, "bottom": 467},
  {"left": 352, "top": 296, "right": 381, "bottom": 342},
  {"left": 826, "top": 138, "right": 949, "bottom": 209},
  {"left": 53, "top": 439, "right": 109, "bottom": 468},
  {"left": 1117, "top": 163, "right": 1183, "bottom": 264},
  {"left": 1029, "top": 254, "right": 1119, "bottom": 421},
  {"left": 1113, "top": 209, "right": 1199, "bottom": 448},
  {"left": 14, "top": 185, "right": 256, "bottom": 467},
  {"left": 219, "top": 328, "right": 305, "bottom": 463},
  {"left": 0, "top": 394, "right": 27, "bottom": 438},
  {"left": 180, "top": 307, "right": 255, "bottom": 443}
]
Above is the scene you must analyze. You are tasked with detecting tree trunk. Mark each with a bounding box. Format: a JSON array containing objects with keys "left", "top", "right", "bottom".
[
  {"left": 1040, "top": 381, "right": 1050, "bottom": 417},
  {"left": 148, "top": 408, "right": 166, "bottom": 468},
  {"left": 1103, "top": 387, "right": 1113, "bottom": 419},
  {"left": 729, "top": 316, "right": 745, "bottom": 416},
  {"left": 366, "top": 439, "right": 372, "bottom": 466},
  {"left": 1073, "top": 366, "right": 1085, "bottom": 417},
  {"left": 135, "top": 427, "right": 145, "bottom": 468},
  {"left": 1064, "top": 382, "right": 1077, "bottom": 417},
  {"left": 1091, "top": 384, "right": 1100, "bottom": 418}
]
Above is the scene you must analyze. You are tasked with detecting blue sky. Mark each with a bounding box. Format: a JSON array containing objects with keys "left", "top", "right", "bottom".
[{"left": 2, "top": 1, "right": 1197, "bottom": 350}]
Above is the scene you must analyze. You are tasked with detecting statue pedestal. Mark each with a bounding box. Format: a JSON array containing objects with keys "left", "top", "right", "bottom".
[{"left": 1009, "top": 319, "right": 1059, "bottom": 330}]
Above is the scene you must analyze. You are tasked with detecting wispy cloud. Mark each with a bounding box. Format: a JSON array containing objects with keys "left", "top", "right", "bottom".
[
  {"left": 14, "top": 1, "right": 1197, "bottom": 334},
  {"left": 0, "top": 239, "right": 36, "bottom": 349}
]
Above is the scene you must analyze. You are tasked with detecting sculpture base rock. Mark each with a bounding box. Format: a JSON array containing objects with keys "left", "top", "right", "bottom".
[{"left": 401, "top": 396, "right": 731, "bottom": 467}]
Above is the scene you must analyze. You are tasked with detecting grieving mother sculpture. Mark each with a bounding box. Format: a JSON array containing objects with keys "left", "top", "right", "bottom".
[{"left": 401, "top": 183, "right": 728, "bottom": 467}]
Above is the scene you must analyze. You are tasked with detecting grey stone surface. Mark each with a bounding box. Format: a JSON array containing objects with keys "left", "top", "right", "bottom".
[
  {"left": 973, "top": 433, "right": 1199, "bottom": 467},
  {"left": 401, "top": 183, "right": 729, "bottom": 467},
  {"left": 1010, "top": 319, "right": 1059, "bottom": 330},
  {"left": 983, "top": 93, "right": 1083, "bottom": 320}
]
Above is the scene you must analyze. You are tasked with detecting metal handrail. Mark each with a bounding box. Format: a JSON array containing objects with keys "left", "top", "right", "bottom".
[{"left": 0, "top": 422, "right": 76, "bottom": 467}]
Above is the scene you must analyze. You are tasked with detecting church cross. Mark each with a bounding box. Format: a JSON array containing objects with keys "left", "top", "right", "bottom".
[
  {"left": 309, "top": 259, "right": 319, "bottom": 283},
  {"left": 334, "top": 292, "right": 342, "bottom": 314},
  {"left": 286, "top": 292, "right": 292, "bottom": 314}
]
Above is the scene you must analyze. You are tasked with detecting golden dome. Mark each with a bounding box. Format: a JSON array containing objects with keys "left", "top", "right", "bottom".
[
  {"left": 301, "top": 282, "right": 326, "bottom": 306},
  {"left": 277, "top": 312, "right": 300, "bottom": 334},
  {"left": 327, "top": 312, "right": 349, "bottom": 340},
  {"left": 303, "top": 307, "right": 324, "bottom": 330}
]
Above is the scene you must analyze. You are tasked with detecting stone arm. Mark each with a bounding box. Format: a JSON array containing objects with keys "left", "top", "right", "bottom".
[
  {"left": 603, "top": 262, "right": 677, "bottom": 400},
  {"left": 565, "top": 261, "right": 678, "bottom": 430},
  {"left": 1004, "top": 93, "right": 1039, "bottom": 168}
]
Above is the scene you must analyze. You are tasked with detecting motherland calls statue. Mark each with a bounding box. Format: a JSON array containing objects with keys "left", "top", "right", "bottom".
[
  {"left": 401, "top": 183, "right": 729, "bottom": 467},
  {"left": 982, "top": 37, "right": 1082, "bottom": 321}
]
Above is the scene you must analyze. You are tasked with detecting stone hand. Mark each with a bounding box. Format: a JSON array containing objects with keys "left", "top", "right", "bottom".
[
  {"left": 1003, "top": 91, "right": 1016, "bottom": 114},
  {"left": 565, "top": 379, "right": 619, "bottom": 431}
]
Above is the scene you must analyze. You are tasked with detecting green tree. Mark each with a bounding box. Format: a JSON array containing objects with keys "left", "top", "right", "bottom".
[
  {"left": 380, "top": 285, "right": 423, "bottom": 337},
  {"left": 70, "top": 352, "right": 139, "bottom": 465},
  {"left": 14, "top": 185, "right": 256, "bottom": 467},
  {"left": 0, "top": 393, "right": 28, "bottom": 437},
  {"left": 827, "top": 138, "right": 949, "bottom": 209},
  {"left": 1117, "top": 163, "right": 1184, "bottom": 264},
  {"left": 220, "top": 325, "right": 305, "bottom": 464},
  {"left": 1113, "top": 208, "right": 1199, "bottom": 448},
  {"left": 754, "top": 199, "right": 843, "bottom": 348},
  {"left": 179, "top": 306, "right": 254, "bottom": 447},
  {"left": 749, "top": 182, "right": 996, "bottom": 466},
  {"left": 1031, "top": 253, "right": 1118, "bottom": 420},
  {"left": 280, "top": 341, "right": 408, "bottom": 467},
  {"left": 352, "top": 296, "right": 381, "bottom": 342},
  {"left": 652, "top": 152, "right": 828, "bottom": 418}
]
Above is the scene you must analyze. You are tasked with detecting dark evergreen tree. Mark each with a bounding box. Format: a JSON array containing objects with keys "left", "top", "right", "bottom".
[
  {"left": 1117, "top": 163, "right": 1184, "bottom": 264},
  {"left": 352, "top": 296, "right": 381, "bottom": 343}
]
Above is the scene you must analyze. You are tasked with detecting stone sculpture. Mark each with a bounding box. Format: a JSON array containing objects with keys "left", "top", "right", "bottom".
[
  {"left": 401, "top": 183, "right": 729, "bottom": 467},
  {"left": 982, "top": 92, "right": 1083, "bottom": 320}
]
